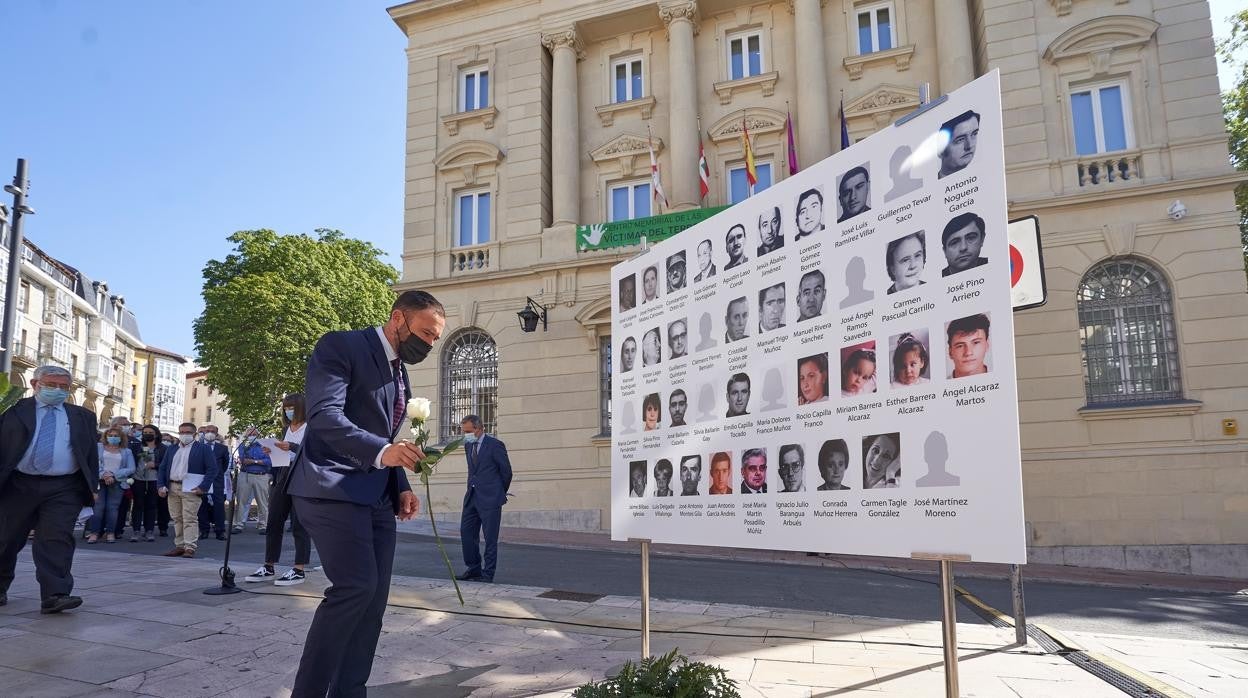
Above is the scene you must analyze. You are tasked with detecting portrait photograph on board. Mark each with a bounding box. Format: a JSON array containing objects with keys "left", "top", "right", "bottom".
[
  {"left": 667, "top": 318, "right": 688, "bottom": 360},
  {"left": 777, "top": 443, "right": 806, "bottom": 493},
  {"left": 641, "top": 264, "right": 660, "bottom": 304},
  {"left": 817, "top": 439, "right": 852, "bottom": 491},
  {"left": 629, "top": 460, "right": 647, "bottom": 497},
  {"left": 758, "top": 282, "right": 786, "bottom": 333},
  {"left": 679, "top": 454, "right": 702, "bottom": 495},
  {"left": 938, "top": 109, "right": 981, "bottom": 179},
  {"left": 839, "top": 256, "right": 875, "bottom": 309},
  {"left": 653, "top": 459, "right": 674, "bottom": 496},
  {"left": 796, "top": 269, "right": 826, "bottom": 321},
  {"left": 885, "top": 231, "right": 928, "bottom": 294},
  {"left": 740, "top": 447, "right": 768, "bottom": 494},
  {"left": 757, "top": 205, "right": 784, "bottom": 256},
  {"left": 884, "top": 144, "right": 923, "bottom": 202},
  {"left": 916, "top": 431, "right": 961, "bottom": 487},
  {"left": 668, "top": 389, "right": 688, "bottom": 427},
  {"left": 725, "top": 223, "right": 749, "bottom": 270},
  {"left": 889, "top": 330, "right": 931, "bottom": 388},
  {"left": 862, "top": 432, "right": 901, "bottom": 489},
  {"left": 641, "top": 392, "right": 661, "bottom": 432},
  {"left": 946, "top": 313, "right": 992, "bottom": 379},
  {"left": 666, "top": 250, "right": 687, "bottom": 293},
  {"left": 725, "top": 296, "right": 750, "bottom": 343},
  {"left": 708, "top": 451, "right": 733, "bottom": 495},
  {"left": 620, "top": 336, "right": 637, "bottom": 374},
  {"left": 725, "top": 372, "right": 752, "bottom": 418},
  {"left": 794, "top": 187, "right": 825, "bottom": 242},
  {"left": 797, "top": 352, "right": 830, "bottom": 405},
  {"left": 619, "top": 274, "right": 637, "bottom": 312},
  {"left": 941, "top": 211, "right": 988, "bottom": 277},
  {"left": 694, "top": 238, "right": 717, "bottom": 282},
  {"left": 840, "top": 341, "right": 878, "bottom": 397},
  {"left": 836, "top": 164, "right": 871, "bottom": 223},
  {"left": 642, "top": 327, "right": 662, "bottom": 367},
  {"left": 694, "top": 312, "right": 717, "bottom": 352}
]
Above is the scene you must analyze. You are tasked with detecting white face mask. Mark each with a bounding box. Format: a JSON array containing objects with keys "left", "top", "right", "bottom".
[
  {"left": 178, "top": 433, "right": 195, "bottom": 445},
  {"left": 203, "top": 433, "right": 217, "bottom": 442}
]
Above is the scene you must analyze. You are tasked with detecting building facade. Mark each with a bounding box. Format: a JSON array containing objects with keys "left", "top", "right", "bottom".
[
  {"left": 388, "top": 0, "right": 1248, "bottom": 576},
  {"left": 183, "top": 368, "right": 234, "bottom": 436},
  {"left": 137, "top": 346, "right": 187, "bottom": 435},
  {"left": 1, "top": 236, "right": 144, "bottom": 424}
]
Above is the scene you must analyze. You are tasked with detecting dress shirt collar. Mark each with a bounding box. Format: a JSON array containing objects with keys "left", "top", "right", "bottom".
[{"left": 375, "top": 326, "right": 398, "bottom": 364}]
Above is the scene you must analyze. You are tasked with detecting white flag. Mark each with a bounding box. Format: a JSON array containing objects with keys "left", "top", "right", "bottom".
[{"left": 649, "top": 133, "right": 669, "bottom": 212}]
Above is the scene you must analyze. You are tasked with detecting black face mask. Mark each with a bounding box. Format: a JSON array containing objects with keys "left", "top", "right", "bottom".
[
  {"left": 142, "top": 434, "right": 156, "bottom": 443},
  {"left": 399, "top": 334, "right": 432, "bottom": 364}
]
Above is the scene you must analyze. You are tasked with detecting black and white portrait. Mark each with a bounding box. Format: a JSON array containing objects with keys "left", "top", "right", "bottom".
[
  {"left": 862, "top": 433, "right": 901, "bottom": 489},
  {"left": 679, "top": 455, "right": 702, "bottom": 495},
  {"left": 669, "top": 389, "right": 688, "bottom": 428},
  {"left": 694, "top": 239, "right": 717, "bottom": 282},
  {"left": 725, "top": 372, "right": 751, "bottom": 418},
  {"left": 758, "top": 282, "right": 786, "bottom": 333},
  {"left": 757, "top": 206, "right": 784, "bottom": 256},
  {"left": 797, "top": 269, "right": 826, "bottom": 322},
  {"left": 794, "top": 187, "right": 825, "bottom": 242},
  {"left": 938, "top": 110, "right": 980, "bottom": 179},
  {"left": 641, "top": 327, "right": 662, "bottom": 367},
  {"left": 725, "top": 223, "right": 749, "bottom": 270},
  {"left": 817, "top": 439, "right": 851, "bottom": 491},
  {"left": 836, "top": 165, "right": 871, "bottom": 223},
  {"left": 667, "top": 318, "right": 688, "bottom": 360},
  {"left": 620, "top": 336, "right": 637, "bottom": 374},
  {"left": 886, "top": 231, "right": 927, "bottom": 294},
  {"left": 653, "top": 459, "right": 674, "bottom": 496},
  {"left": 641, "top": 264, "right": 660, "bottom": 304},
  {"left": 618, "top": 274, "right": 636, "bottom": 312},
  {"left": 778, "top": 443, "right": 805, "bottom": 493},
  {"left": 941, "top": 212, "right": 987, "bottom": 277},
  {"left": 628, "top": 460, "right": 647, "bottom": 497},
  {"left": 725, "top": 296, "right": 749, "bottom": 343},
  {"left": 666, "top": 251, "right": 687, "bottom": 293}
]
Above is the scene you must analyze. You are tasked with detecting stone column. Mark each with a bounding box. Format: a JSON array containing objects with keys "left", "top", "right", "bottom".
[
  {"left": 543, "top": 29, "right": 583, "bottom": 227},
  {"left": 659, "top": 1, "right": 700, "bottom": 211},
  {"left": 934, "top": 0, "right": 975, "bottom": 94},
  {"left": 792, "top": 0, "right": 832, "bottom": 165}
]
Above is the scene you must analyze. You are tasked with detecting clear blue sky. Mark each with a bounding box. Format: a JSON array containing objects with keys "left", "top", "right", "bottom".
[
  {"left": 0, "top": 2, "right": 1243, "bottom": 359},
  {"left": 0, "top": 1, "right": 407, "bottom": 357}
]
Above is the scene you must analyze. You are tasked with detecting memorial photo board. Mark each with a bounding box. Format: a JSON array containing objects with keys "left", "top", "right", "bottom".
[{"left": 609, "top": 72, "right": 1026, "bottom": 564}]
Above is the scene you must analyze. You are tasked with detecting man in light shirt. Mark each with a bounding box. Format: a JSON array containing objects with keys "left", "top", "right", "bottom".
[{"left": 157, "top": 422, "right": 218, "bottom": 558}]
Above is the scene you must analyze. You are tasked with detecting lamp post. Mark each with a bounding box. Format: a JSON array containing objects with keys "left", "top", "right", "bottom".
[{"left": 1, "top": 159, "right": 34, "bottom": 375}]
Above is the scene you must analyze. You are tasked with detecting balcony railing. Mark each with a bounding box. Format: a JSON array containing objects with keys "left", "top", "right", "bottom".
[
  {"left": 1076, "top": 151, "right": 1140, "bottom": 188},
  {"left": 449, "top": 244, "right": 492, "bottom": 275},
  {"left": 107, "top": 387, "right": 124, "bottom": 402},
  {"left": 11, "top": 342, "right": 38, "bottom": 366}
]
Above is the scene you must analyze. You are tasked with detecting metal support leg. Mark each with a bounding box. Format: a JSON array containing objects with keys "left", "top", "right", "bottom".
[
  {"left": 1010, "top": 564, "right": 1026, "bottom": 646},
  {"left": 940, "top": 560, "right": 960, "bottom": 698},
  {"left": 640, "top": 539, "right": 651, "bottom": 660}
]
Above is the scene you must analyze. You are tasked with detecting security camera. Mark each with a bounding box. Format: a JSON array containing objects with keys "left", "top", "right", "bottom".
[{"left": 1167, "top": 200, "right": 1187, "bottom": 220}]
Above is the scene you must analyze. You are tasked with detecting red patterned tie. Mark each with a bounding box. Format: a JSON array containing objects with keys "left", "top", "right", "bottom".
[{"left": 391, "top": 358, "right": 405, "bottom": 433}]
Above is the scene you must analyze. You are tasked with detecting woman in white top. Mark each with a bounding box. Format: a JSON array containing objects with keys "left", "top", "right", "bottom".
[
  {"left": 247, "top": 393, "right": 313, "bottom": 586},
  {"left": 87, "top": 426, "right": 137, "bottom": 543}
]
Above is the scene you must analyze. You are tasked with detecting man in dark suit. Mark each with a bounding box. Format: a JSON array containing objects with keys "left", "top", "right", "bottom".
[
  {"left": 0, "top": 365, "right": 99, "bottom": 613},
  {"left": 456, "top": 414, "right": 512, "bottom": 583},
  {"left": 285, "top": 290, "right": 442, "bottom": 697},
  {"left": 197, "top": 424, "right": 231, "bottom": 541}
]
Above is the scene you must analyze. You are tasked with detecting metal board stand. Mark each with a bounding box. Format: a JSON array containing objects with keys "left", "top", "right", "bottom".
[
  {"left": 913, "top": 552, "right": 971, "bottom": 697},
  {"left": 630, "top": 537, "right": 652, "bottom": 660},
  {"left": 1010, "top": 564, "right": 1027, "bottom": 645}
]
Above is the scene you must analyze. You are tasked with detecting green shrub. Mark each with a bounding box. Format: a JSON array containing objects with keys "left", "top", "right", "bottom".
[{"left": 573, "top": 649, "right": 740, "bottom": 698}]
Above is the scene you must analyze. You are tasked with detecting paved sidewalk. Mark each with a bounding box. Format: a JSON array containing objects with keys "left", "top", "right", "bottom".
[{"left": 0, "top": 549, "right": 1243, "bottom": 697}]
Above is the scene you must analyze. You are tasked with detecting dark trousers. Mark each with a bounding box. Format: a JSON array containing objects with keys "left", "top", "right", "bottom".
[
  {"left": 265, "top": 468, "right": 311, "bottom": 566},
  {"left": 157, "top": 492, "right": 170, "bottom": 533},
  {"left": 130, "top": 480, "right": 160, "bottom": 533},
  {"left": 459, "top": 491, "right": 501, "bottom": 580},
  {"left": 114, "top": 488, "right": 131, "bottom": 536},
  {"left": 0, "top": 473, "right": 83, "bottom": 599},
  {"left": 292, "top": 496, "right": 395, "bottom": 698},
  {"left": 198, "top": 476, "right": 226, "bottom": 535}
]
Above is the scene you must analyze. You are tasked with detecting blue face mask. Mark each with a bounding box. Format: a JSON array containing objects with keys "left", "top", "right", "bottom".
[
  {"left": 107, "top": 436, "right": 122, "bottom": 446},
  {"left": 463, "top": 433, "right": 478, "bottom": 444},
  {"left": 36, "top": 386, "right": 69, "bottom": 406},
  {"left": 284, "top": 409, "right": 295, "bottom": 420}
]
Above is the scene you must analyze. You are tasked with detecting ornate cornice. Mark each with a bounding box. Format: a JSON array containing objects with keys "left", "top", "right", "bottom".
[
  {"left": 707, "top": 107, "right": 785, "bottom": 144},
  {"left": 541, "top": 29, "right": 585, "bottom": 59},
  {"left": 658, "top": 1, "right": 699, "bottom": 27}
]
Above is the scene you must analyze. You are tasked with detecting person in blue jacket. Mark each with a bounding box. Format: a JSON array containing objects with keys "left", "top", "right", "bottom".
[{"left": 456, "top": 414, "right": 513, "bottom": 583}]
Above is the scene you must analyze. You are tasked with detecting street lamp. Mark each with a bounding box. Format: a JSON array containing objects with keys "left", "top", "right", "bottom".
[{"left": 517, "top": 296, "right": 550, "bottom": 333}]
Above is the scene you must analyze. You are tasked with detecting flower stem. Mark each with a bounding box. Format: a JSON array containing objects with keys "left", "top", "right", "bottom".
[{"left": 424, "top": 478, "right": 464, "bottom": 605}]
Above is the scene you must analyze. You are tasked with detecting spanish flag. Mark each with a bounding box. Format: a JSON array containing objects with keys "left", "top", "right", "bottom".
[{"left": 742, "top": 118, "right": 758, "bottom": 187}]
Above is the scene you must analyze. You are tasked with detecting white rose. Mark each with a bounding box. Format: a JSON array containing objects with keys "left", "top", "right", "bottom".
[{"left": 406, "top": 397, "right": 431, "bottom": 422}]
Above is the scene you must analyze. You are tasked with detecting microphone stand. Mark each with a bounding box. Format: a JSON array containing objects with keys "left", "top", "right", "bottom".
[{"left": 203, "top": 454, "right": 242, "bottom": 596}]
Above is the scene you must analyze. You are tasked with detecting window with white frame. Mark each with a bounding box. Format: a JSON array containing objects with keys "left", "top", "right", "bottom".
[
  {"left": 459, "top": 65, "right": 490, "bottom": 112},
  {"left": 608, "top": 180, "right": 652, "bottom": 222},
  {"left": 612, "top": 56, "right": 644, "bottom": 103},
  {"left": 454, "top": 190, "right": 491, "bottom": 247},
  {"left": 599, "top": 334, "right": 612, "bottom": 436},
  {"left": 51, "top": 333, "right": 71, "bottom": 364},
  {"left": 727, "top": 30, "right": 765, "bottom": 80},
  {"left": 1069, "top": 82, "right": 1132, "bottom": 155},
  {"left": 856, "top": 2, "right": 895, "bottom": 55},
  {"left": 727, "top": 161, "right": 773, "bottom": 205}
]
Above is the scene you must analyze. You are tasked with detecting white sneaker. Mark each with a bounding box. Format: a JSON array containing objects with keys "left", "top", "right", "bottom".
[
  {"left": 274, "top": 568, "right": 306, "bottom": 586},
  {"left": 244, "top": 566, "right": 276, "bottom": 582}
]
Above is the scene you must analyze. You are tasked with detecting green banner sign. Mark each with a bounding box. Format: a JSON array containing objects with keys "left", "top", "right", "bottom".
[{"left": 577, "top": 206, "right": 729, "bottom": 251}]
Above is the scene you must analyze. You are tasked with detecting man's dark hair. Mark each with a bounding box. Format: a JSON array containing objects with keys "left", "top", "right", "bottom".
[
  {"left": 654, "top": 459, "right": 673, "bottom": 477},
  {"left": 946, "top": 314, "right": 991, "bottom": 345},
  {"left": 669, "top": 389, "right": 687, "bottom": 404},
  {"left": 726, "top": 223, "right": 746, "bottom": 243},
  {"left": 818, "top": 439, "right": 849, "bottom": 469},
  {"left": 727, "top": 372, "right": 751, "bottom": 392},
  {"left": 393, "top": 290, "right": 445, "bottom": 316},
  {"left": 796, "top": 188, "right": 823, "bottom": 217},
  {"left": 462, "top": 414, "right": 483, "bottom": 429},
  {"left": 179, "top": 422, "right": 196, "bottom": 431},
  {"left": 839, "top": 166, "right": 869, "bottom": 192},
  {"left": 941, "top": 110, "right": 981, "bottom": 143},
  {"left": 885, "top": 232, "right": 926, "bottom": 280},
  {"left": 643, "top": 265, "right": 658, "bottom": 281},
  {"left": 941, "top": 212, "right": 986, "bottom": 247},
  {"left": 761, "top": 206, "right": 781, "bottom": 227},
  {"left": 800, "top": 269, "right": 825, "bottom": 287},
  {"left": 779, "top": 443, "right": 804, "bottom": 464},
  {"left": 758, "top": 282, "right": 785, "bottom": 307},
  {"left": 630, "top": 460, "right": 646, "bottom": 476},
  {"left": 698, "top": 239, "right": 712, "bottom": 253},
  {"left": 711, "top": 451, "right": 731, "bottom": 468}
]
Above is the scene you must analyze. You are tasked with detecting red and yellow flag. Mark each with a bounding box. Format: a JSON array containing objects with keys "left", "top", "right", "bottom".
[{"left": 742, "top": 119, "right": 758, "bottom": 187}]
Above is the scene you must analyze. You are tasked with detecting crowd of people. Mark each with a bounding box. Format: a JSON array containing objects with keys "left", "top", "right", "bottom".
[{"left": 78, "top": 394, "right": 312, "bottom": 585}]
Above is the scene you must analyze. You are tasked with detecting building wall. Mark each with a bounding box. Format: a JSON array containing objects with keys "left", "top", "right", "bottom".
[
  {"left": 183, "top": 371, "right": 234, "bottom": 436},
  {"left": 389, "top": 0, "right": 1248, "bottom": 575},
  {"left": 137, "top": 350, "right": 187, "bottom": 435}
]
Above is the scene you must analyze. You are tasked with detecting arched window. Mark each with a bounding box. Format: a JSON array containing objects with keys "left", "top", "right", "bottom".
[
  {"left": 1077, "top": 258, "right": 1182, "bottom": 405},
  {"left": 439, "top": 328, "right": 498, "bottom": 440}
]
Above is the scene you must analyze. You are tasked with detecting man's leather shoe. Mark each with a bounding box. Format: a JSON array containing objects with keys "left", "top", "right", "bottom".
[
  {"left": 182, "top": 549, "right": 196, "bottom": 558},
  {"left": 161, "top": 548, "right": 185, "bottom": 557},
  {"left": 41, "top": 594, "right": 83, "bottom": 614},
  {"left": 0, "top": 591, "right": 7, "bottom": 606},
  {"left": 480, "top": 577, "right": 494, "bottom": 584},
  {"left": 455, "top": 571, "right": 483, "bottom": 581},
  {"left": 216, "top": 532, "right": 227, "bottom": 541}
]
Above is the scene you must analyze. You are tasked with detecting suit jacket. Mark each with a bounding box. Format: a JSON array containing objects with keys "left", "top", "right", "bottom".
[
  {"left": 157, "top": 441, "right": 219, "bottom": 490},
  {"left": 740, "top": 481, "right": 767, "bottom": 494},
  {"left": 0, "top": 397, "right": 100, "bottom": 506},
  {"left": 285, "top": 328, "right": 412, "bottom": 513},
  {"left": 207, "top": 442, "right": 230, "bottom": 491},
  {"left": 463, "top": 434, "right": 512, "bottom": 509}
]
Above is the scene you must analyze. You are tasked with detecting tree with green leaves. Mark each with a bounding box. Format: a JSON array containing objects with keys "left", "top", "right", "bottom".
[
  {"left": 1217, "top": 9, "right": 1248, "bottom": 268},
  {"left": 193, "top": 228, "right": 398, "bottom": 433}
]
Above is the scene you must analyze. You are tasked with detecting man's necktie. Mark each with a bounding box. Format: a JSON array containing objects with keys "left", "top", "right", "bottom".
[
  {"left": 31, "top": 405, "right": 58, "bottom": 473},
  {"left": 391, "top": 358, "right": 405, "bottom": 433}
]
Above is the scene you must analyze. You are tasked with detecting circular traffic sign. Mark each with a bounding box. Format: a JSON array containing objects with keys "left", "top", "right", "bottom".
[{"left": 1009, "top": 244, "right": 1024, "bottom": 287}]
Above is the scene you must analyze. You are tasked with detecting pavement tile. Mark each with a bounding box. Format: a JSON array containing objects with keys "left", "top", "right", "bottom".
[
  {"left": 0, "top": 666, "right": 129, "bottom": 697},
  {"left": 103, "top": 658, "right": 281, "bottom": 698},
  {"left": 10, "top": 611, "right": 218, "bottom": 651},
  {"left": 0, "top": 631, "right": 181, "bottom": 683},
  {"left": 85, "top": 597, "right": 226, "bottom": 626},
  {"left": 752, "top": 658, "right": 877, "bottom": 689}
]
